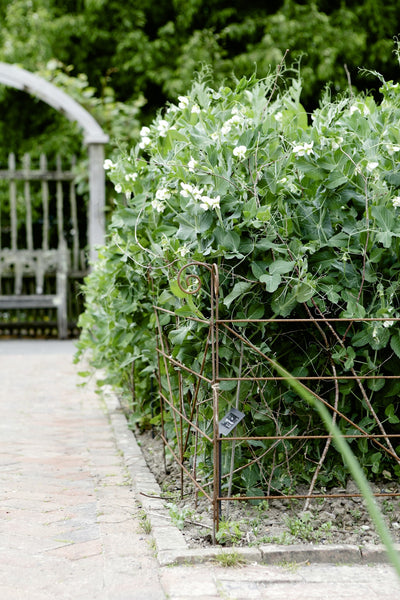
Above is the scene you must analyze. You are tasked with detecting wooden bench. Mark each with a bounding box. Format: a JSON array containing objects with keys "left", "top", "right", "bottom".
[{"left": 0, "top": 241, "right": 68, "bottom": 338}]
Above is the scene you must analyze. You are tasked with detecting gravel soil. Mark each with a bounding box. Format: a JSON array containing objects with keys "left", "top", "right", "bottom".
[{"left": 136, "top": 428, "right": 400, "bottom": 548}]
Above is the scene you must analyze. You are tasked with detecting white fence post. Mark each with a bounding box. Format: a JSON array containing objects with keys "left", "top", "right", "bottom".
[{"left": 88, "top": 143, "right": 106, "bottom": 265}]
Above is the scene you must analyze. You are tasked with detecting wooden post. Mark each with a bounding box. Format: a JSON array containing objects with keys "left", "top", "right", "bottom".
[
  {"left": 23, "top": 153, "right": 33, "bottom": 251},
  {"left": 88, "top": 143, "right": 106, "bottom": 265},
  {"left": 40, "top": 153, "right": 49, "bottom": 251},
  {"left": 56, "top": 238, "right": 68, "bottom": 339},
  {"left": 69, "top": 156, "right": 79, "bottom": 271},
  {"left": 56, "top": 155, "right": 64, "bottom": 245},
  {"left": 9, "top": 153, "right": 17, "bottom": 251}
]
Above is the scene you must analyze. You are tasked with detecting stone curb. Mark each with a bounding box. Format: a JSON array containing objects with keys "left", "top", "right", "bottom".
[{"left": 101, "top": 387, "right": 400, "bottom": 568}]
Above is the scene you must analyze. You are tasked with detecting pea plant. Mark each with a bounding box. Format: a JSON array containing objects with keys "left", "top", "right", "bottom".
[{"left": 77, "top": 60, "right": 400, "bottom": 497}]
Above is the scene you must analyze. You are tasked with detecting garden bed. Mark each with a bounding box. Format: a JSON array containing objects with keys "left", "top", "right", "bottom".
[{"left": 137, "top": 428, "right": 400, "bottom": 548}]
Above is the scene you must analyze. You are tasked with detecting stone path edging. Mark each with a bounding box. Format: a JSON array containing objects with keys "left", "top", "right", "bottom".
[{"left": 101, "top": 386, "right": 400, "bottom": 568}]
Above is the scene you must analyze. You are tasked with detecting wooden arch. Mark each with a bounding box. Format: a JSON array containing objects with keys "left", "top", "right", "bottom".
[{"left": 0, "top": 62, "right": 109, "bottom": 263}]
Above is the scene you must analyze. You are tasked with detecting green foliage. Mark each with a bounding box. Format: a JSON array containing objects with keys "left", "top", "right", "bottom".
[
  {"left": 78, "top": 61, "right": 400, "bottom": 496},
  {"left": 138, "top": 509, "right": 152, "bottom": 534},
  {"left": 167, "top": 502, "right": 194, "bottom": 530},
  {"left": 275, "top": 360, "right": 400, "bottom": 578},
  {"left": 2, "top": 0, "right": 400, "bottom": 116},
  {"left": 215, "top": 519, "right": 244, "bottom": 545},
  {"left": 2, "top": 0, "right": 400, "bottom": 213},
  {"left": 213, "top": 550, "right": 243, "bottom": 567},
  {"left": 285, "top": 512, "right": 332, "bottom": 543}
]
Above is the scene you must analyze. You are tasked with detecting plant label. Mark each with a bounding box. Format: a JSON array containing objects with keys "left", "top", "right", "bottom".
[{"left": 219, "top": 407, "right": 245, "bottom": 436}]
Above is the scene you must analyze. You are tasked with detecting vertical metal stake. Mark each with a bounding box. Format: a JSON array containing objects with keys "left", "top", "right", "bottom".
[
  {"left": 218, "top": 439, "right": 222, "bottom": 519},
  {"left": 212, "top": 382, "right": 220, "bottom": 544}
]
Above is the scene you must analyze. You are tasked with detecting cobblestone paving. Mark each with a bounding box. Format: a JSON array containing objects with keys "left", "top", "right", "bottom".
[{"left": 0, "top": 340, "right": 399, "bottom": 600}]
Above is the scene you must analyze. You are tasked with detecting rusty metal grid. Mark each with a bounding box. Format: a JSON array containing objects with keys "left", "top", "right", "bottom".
[{"left": 153, "top": 262, "right": 400, "bottom": 543}]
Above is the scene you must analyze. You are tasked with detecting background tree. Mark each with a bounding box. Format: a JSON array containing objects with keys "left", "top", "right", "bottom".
[
  {"left": 1, "top": 0, "right": 400, "bottom": 137},
  {"left": 0, "top": 0, "right": 399, "bottom": 226}
]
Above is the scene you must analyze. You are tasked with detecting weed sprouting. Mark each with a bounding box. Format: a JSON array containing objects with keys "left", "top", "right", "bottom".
[
  {"left": 215, "top": 519, "right": 244, "bottom": 545},
  {"left": 285, "top": 512, "right": 332, "bottom": 543},
  {"left": 214, "top": 550, "right": 244, "bottom": 567}
]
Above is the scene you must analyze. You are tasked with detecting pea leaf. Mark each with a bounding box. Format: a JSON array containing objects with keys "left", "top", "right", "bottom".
[
  {"left": 271, "top": 288, "right": 297, "bottom": 317},
  {"left": 259, "top": 273, "right": 281, "bottom": 292},
  {"left": 295, "top": 282, "right": 315, "bottom": 303},
  {"left": 269, "top": 260, "right": 295, "bottom": 275},
  {"left": 223, "top": 281, "right": 253, "bottom": 308},
  {"left": 325, "top": 172, "right": 348, "bottom": 189},
  {"left": 390, "top": 333, "right": 400, "bottom": 359},
  {"left": 170, "top": 279, "right": 190, "bottom": 298},
  {"left": 385, "top": 403, "right": 400, "bottom": 424},
  {"left": 168, "top": 325, "right": 192, "bottom": 345}
]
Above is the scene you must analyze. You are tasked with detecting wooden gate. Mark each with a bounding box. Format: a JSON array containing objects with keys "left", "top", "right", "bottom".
[{"left": 0, "top": 152, "right": 88, "bottom": 337}]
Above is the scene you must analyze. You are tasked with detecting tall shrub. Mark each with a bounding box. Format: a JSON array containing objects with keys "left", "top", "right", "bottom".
[{"left": 78, "top": 63, "right": 400, "bottom": 491}]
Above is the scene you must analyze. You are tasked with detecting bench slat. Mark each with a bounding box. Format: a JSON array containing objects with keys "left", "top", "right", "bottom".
[
  {"left": 0, "top": 295, "right": 60, "bottom": 309},
  {"left": 0, "top": 245, "right": 68, "bottom": 338}
]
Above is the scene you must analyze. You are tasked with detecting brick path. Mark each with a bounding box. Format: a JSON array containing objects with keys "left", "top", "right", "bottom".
[{"left": 0, "top": 340, "right": 399, "bottom": 600}]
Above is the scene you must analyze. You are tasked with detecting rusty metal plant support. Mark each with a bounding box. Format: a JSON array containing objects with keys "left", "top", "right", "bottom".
[{"left": 153, "top": 262, "right": 400, "bottom": 543}]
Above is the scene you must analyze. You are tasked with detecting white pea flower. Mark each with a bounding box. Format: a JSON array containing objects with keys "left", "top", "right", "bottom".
[
  {"left": 221, "top": 123, "right": 231, "bottom": 135},
  {"left": 366, "top": 161, "right": 379, "bottom": 172},
  {"left": 392, "top": 196, "right": 400, "bottom": 208},
  {"left": 191, "top": 104, "right": 201, "bottom": 114},
  {"left": 125, "top": 191, "right": 132, "bottom": 201},
  {"left": 188, "top": 157, "right": 197, "bottom": 173},
  {"left": 331, "top": 136, "right": 344, "bottom": 150},
  {"left": 274, "top": 112, "right": 283, "bottom": 122},
  {"left": 151, "top": 199, "right": 166, "bottom": 213},
  {"left": 103, "top": 159, "right": 116, "bottom": 170},
  {"left": 114, "top": 183, "right": 122, "bottom": 194},
  {"left": 383, "top": 320, "right": 395, "bottom": 328},
  {"left": 386, "top": 143, "right": 400, "bottom": 155},
  {"left": 125, "top": 173, "right": 138, "bottom": 182},
  {"left": 157, "top": 119, "right": 170, "bottom": 137},
  {"left": 193, "top": 187, "right": 204, "bottom": 200},
  {"left": 278, "top": 175, "right": 298, "bottom": 194},
  {"left": 211, "top": 132, "right": 219, "bottom": 141},
  {"left": 229, "top": 114, "right": 243, "bottom": 125},
  {"left": 293, "top": 142, "right": 314, "bottom": 157},
  {"left": 233, "top": 145, "right": 247, "bottom": 160},
  {"left": 180, "top": 182, "right": 193, "bottom": 197},
  {"left": 199, "top": 195, "right": 220, "bottom": 211},
  {"left": 160, "top": 237, "right": 168, "bottom": 250},
  {"left": 178, "top": 96, "right": 189, "bottom": 109},
  {"left": 319, "top": 137, "right": 328, "bottom": 148},
  {"left": 140, "top": 126, "right": 150, "bottom": 137},
  {"left": 177, "top": 245, "right": 190, "bottom": 257},
  {"left": 180, "top": 182, "right": 203, "bottom": 199},
  {"left": 138, "top": 126, "right": 151, "bottom": 149},
  {"left": 155, "top": 187, "right": 171, "bottom": 201},
  {"left": 139, "top": 136, "right": 151, "bottom": 149}
]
